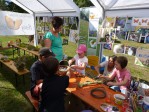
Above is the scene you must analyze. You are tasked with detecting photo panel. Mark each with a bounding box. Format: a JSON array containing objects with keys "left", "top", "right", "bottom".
[
  {"left": 113, "top": 44, "right": 125, "bottom": 54},
  {"left": 124, "top": 46, "right": 137, "bottom": 56},
  {"left": 128, "top": 32, "right": 140, "bottom": 42}
]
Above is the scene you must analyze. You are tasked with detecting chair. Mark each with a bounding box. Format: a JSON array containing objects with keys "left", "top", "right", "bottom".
[
  {"left": 85, "top": 55, "right": 99, "bottom": 78},
  {"left": 87, "top": 55, "right": 99, "bottom": 67}
]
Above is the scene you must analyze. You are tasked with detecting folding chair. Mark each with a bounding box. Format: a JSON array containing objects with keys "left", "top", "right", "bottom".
[{"left": 85, "top": 55, "right": 99, "bottom": 78}]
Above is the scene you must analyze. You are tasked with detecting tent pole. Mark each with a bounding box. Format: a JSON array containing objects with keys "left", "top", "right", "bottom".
[
  {"left": 33, "top": 13, "right": 38, "bottom": 46},
  {"left": 78, "top": 16, "right": 80, "bottom": 46}
]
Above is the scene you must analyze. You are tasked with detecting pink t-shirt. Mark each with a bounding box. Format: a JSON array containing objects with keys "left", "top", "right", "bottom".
[{"left": 110, "top": 68, "right": 131, "bottom": 89}]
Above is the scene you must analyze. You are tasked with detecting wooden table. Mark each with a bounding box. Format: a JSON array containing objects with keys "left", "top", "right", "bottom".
[
  {"left": 67, "top": 73, "right": 128, "bottom": 112},
  {"left": 12, "top": 44, "right": 39, "bottom": 59},
  {"left": 0, "top": 54, "right": 30, "bottom": 86},
  {"left": 0, "top": 46, "right": 11, "bottom": 50}
]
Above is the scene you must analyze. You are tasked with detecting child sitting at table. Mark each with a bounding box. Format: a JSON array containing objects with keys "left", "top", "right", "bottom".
[
  {"left": 68, "top": 44, "right": 88, "bottom": 76},
  {"left": 100, "top": 56, "right": 131, "bottom": 94}
]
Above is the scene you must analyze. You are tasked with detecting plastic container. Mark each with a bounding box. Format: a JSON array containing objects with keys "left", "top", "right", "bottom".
[
  {"left": 58, "top": 65, "right": 68, "bottom": 76},
  {"left": 114, "top": 94, "right": 125, "bottom": 105}
]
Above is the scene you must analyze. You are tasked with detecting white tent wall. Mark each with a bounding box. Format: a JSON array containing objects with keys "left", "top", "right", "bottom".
[
  {"left": 105, "top": 9, "right": 149, "bottom": 17},
  {"left": 11, "top": 0, "right": 80, "bottom": 46}
]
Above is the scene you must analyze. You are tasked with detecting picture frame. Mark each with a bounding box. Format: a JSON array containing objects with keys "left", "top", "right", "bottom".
[{"left": 127, "top": 32, "right": 140, "bottom": 42}]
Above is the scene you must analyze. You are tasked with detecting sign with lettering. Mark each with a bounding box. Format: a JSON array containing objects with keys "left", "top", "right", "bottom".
[{"left": 0, "top": 11, "right": 35, "bottom": 35}]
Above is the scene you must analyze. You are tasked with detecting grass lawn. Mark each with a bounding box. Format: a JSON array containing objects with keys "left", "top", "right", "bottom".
[{"left": 0, "top": 36, "right": 149, "bottom": 112}]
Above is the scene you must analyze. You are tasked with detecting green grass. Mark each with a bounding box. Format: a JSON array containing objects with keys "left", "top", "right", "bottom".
[{"left": 0, "top": 36, "right": 149, "bottom": 111}]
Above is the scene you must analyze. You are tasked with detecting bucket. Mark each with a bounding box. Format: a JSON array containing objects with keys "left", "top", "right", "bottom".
[{"left": 142, "top": 96, "right": 149, "bottom": 112}]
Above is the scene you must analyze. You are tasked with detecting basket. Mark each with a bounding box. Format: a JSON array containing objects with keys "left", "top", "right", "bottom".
[{"left": 58, "top": 65, "right": 68, "bottom": 76}]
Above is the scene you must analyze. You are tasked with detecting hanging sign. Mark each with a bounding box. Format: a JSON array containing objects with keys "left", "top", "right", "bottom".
[
  {"left": 69, "top": 29, "right": 79, "bottom": 43},
  {"left": 132, "top": 17, "right": 149, "bottom": 26},
  {"left": 0, "top": 11, "right": 35, "bottom": 35}
]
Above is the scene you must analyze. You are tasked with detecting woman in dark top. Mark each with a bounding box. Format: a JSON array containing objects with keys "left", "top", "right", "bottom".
[{"left": 39, "top": 57, "right": 69, "bottom": 112}]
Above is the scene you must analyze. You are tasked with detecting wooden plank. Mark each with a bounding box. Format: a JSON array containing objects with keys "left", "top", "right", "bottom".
[
  {"left": 0, "top": 54, "right": 29, "bottom": 75},
  {"left": 25, "top": 91, "right": 39, "bottom": 111}
]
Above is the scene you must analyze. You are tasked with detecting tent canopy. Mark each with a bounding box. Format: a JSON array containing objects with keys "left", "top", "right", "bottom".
[
  {"left": 90, "top": 0, "right": 149, "bottom": 17},
  {"left": 11, "top": 0, "right": 80, "bottom": 17}
]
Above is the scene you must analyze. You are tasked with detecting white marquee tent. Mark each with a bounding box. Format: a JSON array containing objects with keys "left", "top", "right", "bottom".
[
  {"left": 90, "top": 0, "right": 149, "bottom": 18},
  {"left": 11, "top": 0, "right": 80, "bottom": 46}
]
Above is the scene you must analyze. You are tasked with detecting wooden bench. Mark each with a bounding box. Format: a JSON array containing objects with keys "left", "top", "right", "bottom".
[
  {"left": 0, "top": 54, "right": 30, "bottom": 86},
  {"left": 25, "top": 91, "right": 39, "bottom": 112}
]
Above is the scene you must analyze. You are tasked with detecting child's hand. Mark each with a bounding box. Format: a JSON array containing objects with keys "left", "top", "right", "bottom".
[
  {"left": 71, "top": 65, "right": 78, "bottom": 69},
  {"left": 68, "top": 60, "right": 72, "bottom": 66},
  {"left": 100, "top": 75, "right": 105, "bottom": 78},
  {"left": 107, "top": 82, "right": 115, "bottom": 86}
]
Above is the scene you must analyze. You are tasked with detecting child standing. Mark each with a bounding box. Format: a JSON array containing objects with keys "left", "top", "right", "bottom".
[
  {"left": 68, "top": 44, "right": 88, "bottom": 75},
  {"left": 39, "top": 57, "right": 69, "bottom": 112}
]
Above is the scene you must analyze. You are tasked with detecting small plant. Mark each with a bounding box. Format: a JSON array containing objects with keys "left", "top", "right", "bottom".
[
  {"left": 14, "top": 56, "right": 27, "bottom": 71},
  {"left": 27, "top": 45, "right": 40, "bottom": 51}
]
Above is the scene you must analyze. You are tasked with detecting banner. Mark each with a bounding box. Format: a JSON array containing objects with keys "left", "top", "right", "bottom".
[
  {"left": 0, "top": 11, "right": 35, "bottom": 35},
  {"left": 132, "top": 17, "right": 149, "bottom": 26},
  {"left": 87, "top": 7, "right": 101, "bottom": 56},
  {"left": 135, "top": 48, "right": 149, "bottom": 67}
]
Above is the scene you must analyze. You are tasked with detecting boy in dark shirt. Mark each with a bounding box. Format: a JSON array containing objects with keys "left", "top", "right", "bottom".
[
  {"left": 39, "top": 57, "right": 69, "bottom": 112},
  {"left": 30, "top": 47, "right": 55, "bottom": 99}
]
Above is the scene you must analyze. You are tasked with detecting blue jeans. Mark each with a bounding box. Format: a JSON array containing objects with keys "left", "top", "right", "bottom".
[
  {"left": 110, "top": 86, "right": 121, "bottom": 92},
  {"left": 110, "top": 86, "right": 127, "bottom": 94}
]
